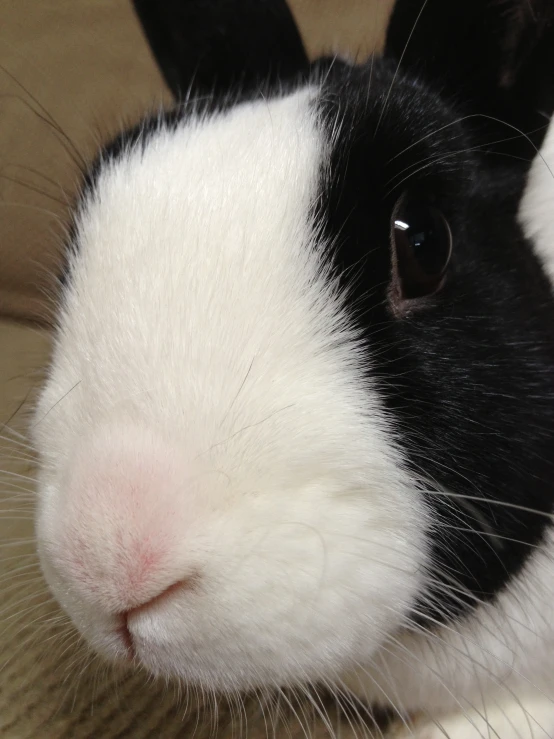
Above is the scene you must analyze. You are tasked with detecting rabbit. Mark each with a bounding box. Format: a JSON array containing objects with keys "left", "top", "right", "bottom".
[{"left": 30, "top": 0, "right": 554, "bottom": 736}]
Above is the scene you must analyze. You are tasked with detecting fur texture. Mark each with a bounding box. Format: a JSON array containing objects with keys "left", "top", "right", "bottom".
[
  {"left": 34, "top": 90, "right": 428, "bottom": 690},
  {"left": 32, "top": 0, "right": 554, "bottom": 736},
  {"left": 520, "top": 119, "right": 554, "bottom": 285}
]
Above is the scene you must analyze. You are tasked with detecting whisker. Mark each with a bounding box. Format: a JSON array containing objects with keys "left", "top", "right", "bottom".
[
  {"left": 0, "top": 63, "right": 87, "bottom": 169},
  {"left": 0, "top": 171, "right": 68, "bottom": 206},
  {"left": 0, "top": 199, "right": 65, "bottom": 224},
  {"left": 2, "top": 162, "right": 72, "bottom": 198},
  {"left": 385, "top": 128, "right": 545, "bottom": 192},
  {"left": 387, "top": 115, "right": 548, "bottom": 166},
  {"left": 423, "top": 489, "right": 554, "bottom": 521},
  {"left": 31, "top": 380, "right": 81, "bottom": 428},
  {"left": 0, "top": 430, "right": 34, "bottom": 447},
  {"left": 374, "top": 0, "right": 430, "bottom": 137}
]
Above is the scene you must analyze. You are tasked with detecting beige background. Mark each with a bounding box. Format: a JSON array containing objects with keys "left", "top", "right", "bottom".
[{"left": 0, "top": 1, "right": 413, "bottom": 737}]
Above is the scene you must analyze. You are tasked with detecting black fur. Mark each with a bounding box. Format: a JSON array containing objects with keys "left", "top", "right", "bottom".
[
  {"left": 386, "top": 0, "right": 554, "bottom": 166},
  {"left": 131, "top": 0, "right": 310, "bottom": 99},
  {"left": 314, "top": 58, "right": 554, "bottom": 624},
  {"left": 310, "top": 1, "right": 554, "bottom": 623}
]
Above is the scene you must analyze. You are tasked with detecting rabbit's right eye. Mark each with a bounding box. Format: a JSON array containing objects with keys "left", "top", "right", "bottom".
[{"left": 391, "top": 194, "right": 453, "bottom": 300}]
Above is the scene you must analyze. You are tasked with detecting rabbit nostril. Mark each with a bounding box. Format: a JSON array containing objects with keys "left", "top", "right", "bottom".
[
  {"left": 129, "top": 577, "right": 197, "bottom": 617},
  {"left": 117, "top": 575, "right": 200, "bottom": 656},
  {"left": 117, "top": 619, "right": 135, "bottom": 660}
]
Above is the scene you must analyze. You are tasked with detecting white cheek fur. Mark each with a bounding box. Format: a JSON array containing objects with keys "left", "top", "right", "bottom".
[
  {"left": 33, "top": 88, "right": 429, "bottom": 691},
  {"left": 519, "top": 117, "right": 554, "bottom": 289}
]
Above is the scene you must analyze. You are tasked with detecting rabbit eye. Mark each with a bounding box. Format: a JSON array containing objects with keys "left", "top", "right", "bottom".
[{"left": 391, "top": 194, "right": 452, "bottom": 299}]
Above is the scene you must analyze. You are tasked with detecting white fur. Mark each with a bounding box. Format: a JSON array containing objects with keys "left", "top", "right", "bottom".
[
  {"left": 519, "top": 117, "right": 554, "bottom": 286},
  {"left": 348, "top": 527, "right": 554, "bottom": 737},
  {"left": 33, "top": 89, "right": 428, "bottom": 692}
]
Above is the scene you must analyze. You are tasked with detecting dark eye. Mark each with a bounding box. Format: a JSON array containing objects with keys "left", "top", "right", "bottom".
[{"left": 391, "top": 194, "right": 453, "bottom": 299}]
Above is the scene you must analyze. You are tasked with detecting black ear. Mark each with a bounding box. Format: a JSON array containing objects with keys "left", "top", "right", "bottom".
[
  {"left": 132, "top": 0, "right": 310, "bottom": 100},
  {"left": 385, "top": 0, "right": 554, "bottom": 162}
]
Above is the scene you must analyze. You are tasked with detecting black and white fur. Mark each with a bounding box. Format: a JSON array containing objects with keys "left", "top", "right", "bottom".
[{"left": 32, "top": 1, "right": 554, "bottom": 736}]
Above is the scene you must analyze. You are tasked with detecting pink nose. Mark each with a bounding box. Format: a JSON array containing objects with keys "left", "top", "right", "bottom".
[{"left": 50, "top": 424, "right": 196, "bottom": 614}]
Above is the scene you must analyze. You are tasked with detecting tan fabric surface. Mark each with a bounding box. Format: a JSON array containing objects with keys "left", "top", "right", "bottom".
[
  {"left": 0, "top": 319, "right": 413, "bottom": 735},
  {"left": 0, "top": 0, "right": 394, "bottom": 325},
  {"left": 0, "top": 0, "right": 171, "bottom": 325}
]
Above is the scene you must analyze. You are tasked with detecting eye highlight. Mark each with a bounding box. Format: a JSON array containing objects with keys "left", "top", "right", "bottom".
[{"left": 391, "top": 193, "right": 453, "bottom": 300}]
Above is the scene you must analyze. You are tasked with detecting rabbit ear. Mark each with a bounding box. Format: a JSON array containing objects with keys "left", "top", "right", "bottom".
[
  {"left": 131, "top": 0, "right": 310, "bottom": 101},
  {"left": 385, "top": 0, "right": 554, "bottom": 161}
]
